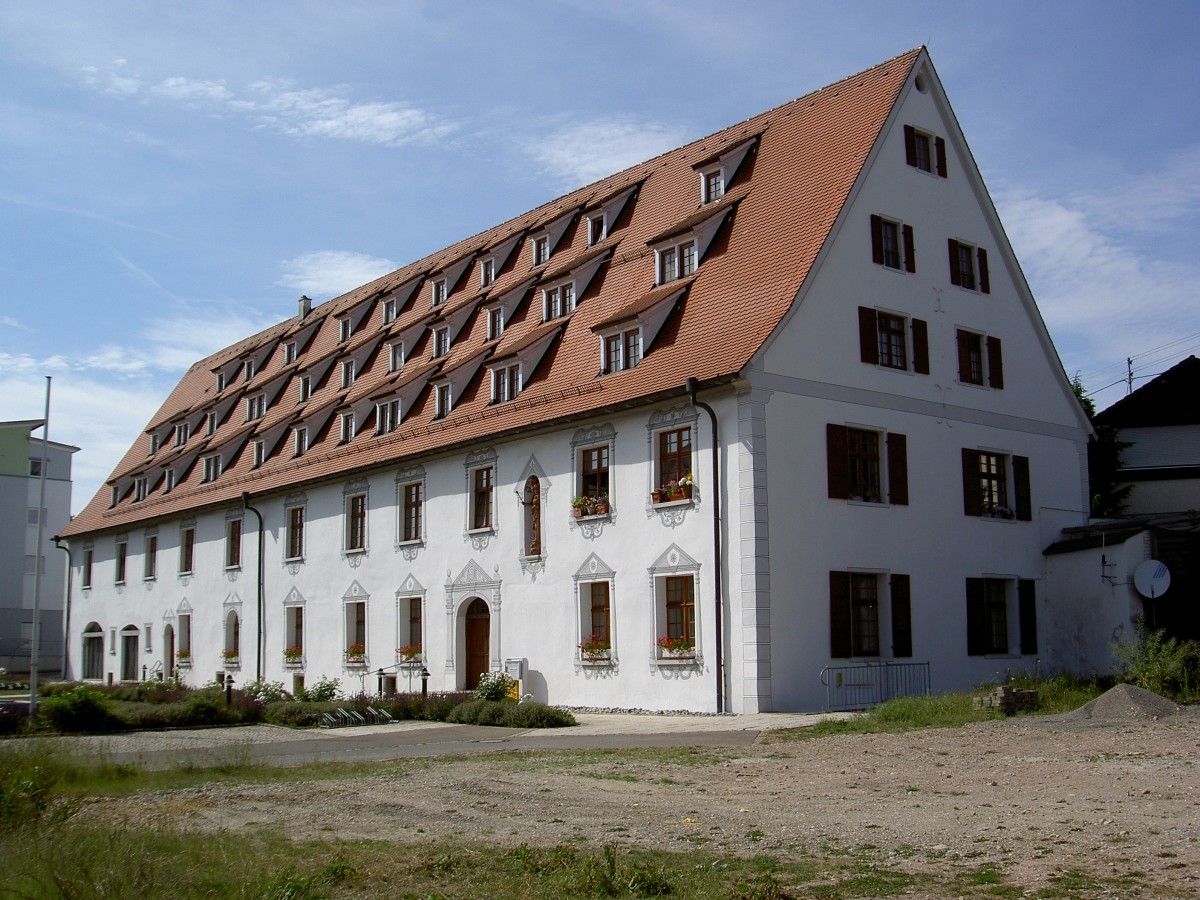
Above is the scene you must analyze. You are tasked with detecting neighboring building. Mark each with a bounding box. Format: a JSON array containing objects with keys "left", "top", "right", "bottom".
[
  {"left": 59, "top": 48, "right": 1095, "bottom": 711},
  {"left": 0, "top": 419, "right": 77, "bottom": 674},
  {"left": 1092, "top": 356, "right": 1200, "bottom": 515}
]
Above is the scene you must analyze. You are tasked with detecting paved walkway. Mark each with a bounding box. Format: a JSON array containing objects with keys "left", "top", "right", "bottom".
[{"left": 27, "top": 711, "right": 853, "bottom": 769}]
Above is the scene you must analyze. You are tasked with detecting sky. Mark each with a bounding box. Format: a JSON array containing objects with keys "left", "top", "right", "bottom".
[{"left": 1, "top": 1, "right": 1198, "bottom": 513}]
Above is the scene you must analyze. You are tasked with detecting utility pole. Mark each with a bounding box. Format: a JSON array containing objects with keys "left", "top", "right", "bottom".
[
  {"left": 1127, "top": 357, "right": 1134, "bottom": 395},
  {"left": 29, "top": 376, "right": 51, "bottom": 718}
]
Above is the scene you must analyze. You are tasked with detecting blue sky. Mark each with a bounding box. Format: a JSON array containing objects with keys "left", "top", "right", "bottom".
[{"left": 2, "top": 1, "right": 1197, "bottom": 512}]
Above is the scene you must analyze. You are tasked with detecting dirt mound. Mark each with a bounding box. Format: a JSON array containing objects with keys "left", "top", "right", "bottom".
[{"left": 1060, "top": 682, "right": 1180, "bottom": 725}]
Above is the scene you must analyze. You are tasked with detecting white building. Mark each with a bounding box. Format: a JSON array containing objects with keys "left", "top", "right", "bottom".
[{"left": 60, "top": 48, "right": 1096, "bottom": 711}]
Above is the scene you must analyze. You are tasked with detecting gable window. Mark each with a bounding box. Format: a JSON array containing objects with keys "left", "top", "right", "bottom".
[
  {"left": 341, "top": 359, "right": 355, "bottom": 389},
  {"left": 202, "top": 455, "right": 221, "bottom": 483},
  {"left": 657, "top": 427, "right": 692, "bottom": 492},
  {"left": 283, "top": 341, "right": 298, "bottom": 364},
  {"left": 487, "top": 307, "right": 504, "bottom": 341},
  {"left": 246, "top": 394, "right": 266, "bottom": 421},
  {"left": 376, "top": 398, "right": 400, "bottom": 435},
  {"left": 381, "top": 297, "right": 398, "bottom": 325},
  {"left": 588, "top": 214, "right": 607, "bottom": 246},
  {"left": 432, "top": 327, "right": 450, "bottom": 359},
  {"left": 115, "top": 540, "right": 127, "bottom": 584},
  {"left": 216, "top": 371, "right": 226, "bottom": 392},
  {"left": 133, "top": 477, "right": 148, "bottom": 503},
  {"left": 81, "top": 548, "right": 93, "bottom": 589},
  {"left": 471, "top": 464, "right": 494, "bottom": 531},
  {"left": 826, "top": 424, "right": 908, "bottom": 505},
  {"left": 164, "top": 469, "right": 176, "bottom": 492},
  {"left": 339, "top": 317, "right": 352, "bottom": 342},
  {"left": 175, "top": 423, "right": 189, "bottom": 447},
  {"left": 961, "top": 449, "right": 1031, "bottom": 520},
  {"left": 702, "top": 168, "right": 724, "bottom": 204},
  {"left": 870, "top": 215, "right": 915, "bottom": 272},
  {"left": 829, "top": 571, "right": 913, "bottom": 658},
  {"left": 400, "top": 481, "right": 422, "bottom": 543},
  {"left": 298, "top": 374, "right": 312, "bottom": 402},
  {"left": 389, "top": 342, "right": 405, "bottom": 372},
  {"left": 904, "top": 125, "right": 947, "bottom": 177},
  {"left": 431, "top": 278, "right": 447, "bottom": 308},
  {"left": 177, "top": 526, "right": 195, "bottom": 574},
  {"left": 285, "top": 505, "right": 305, "bottom": 561},
  {"left": 858, "top": 308, "right": 928, "bottom": 374},
  {"left": 293, "top": 426, "right": 308, "bottom": 457},
  {"left": 252, "top": 439, "right": 265, "bottom": 468},
  {"left": 435, "top": 383, "right": 452, "bottom": 419},
  {"left": 143, "top": 534, "right": 157, "bottom": 580},
  {"left": 345, "top": 492, "right": 367, "bottom": 553},
  {"left": 543, "top": 282, "right": 575, "bottom": 320},
  {"left": 948, "top": 239, "right": 990, "bottom": 293},
  {"left": 956, "top": 330, "right": 1004, "bottom": 389},
  {"left": 339, "top": 411, "right": 355, "bottom": 444},
  {"left": 479, "top": 258, "right": 495, "bottom": 287},
  {"left": 603, "top": 328, "right": 641, "bottom": 373},
  {"left": 532, "top": 234, "right": 550, "bottom": 267},
  {"left": 492, "top": 363, "right": 521, "bottom": 403},
  {"left": 657, "top": 239, "right": 696, "bottom": 284},
  {"left": 225, "top": 517, "right": 242, "bottom": 569}
]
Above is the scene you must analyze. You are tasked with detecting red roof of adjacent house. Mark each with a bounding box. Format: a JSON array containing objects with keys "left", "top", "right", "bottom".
[{"left": 62, "top": 48, "right": 922, "bottom": 538}]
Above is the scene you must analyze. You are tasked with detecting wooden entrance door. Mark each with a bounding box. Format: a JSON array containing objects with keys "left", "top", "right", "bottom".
[
  {"left": 163, "top": 624, "right": 175, "bottom": 676},
  {"left": 464, "top": 598, "right": 490, "bottom": 689}
]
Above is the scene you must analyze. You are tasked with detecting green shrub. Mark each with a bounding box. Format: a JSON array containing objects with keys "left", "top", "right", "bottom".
[
  {"left": 502, "top": 702, "right": 576, "bottom": 728},
  {"left": 296, "top": 676, "right": 340, "bottom": 703},
  {"left": 1112, "top": 621, "right": 1200, "bottom": 700},
  {"left": 263, "top": 701, "right": 339, "bottom": 728},
  {"left": 0, "top": 746, "right": 55, "bottom": 823},
  {"left": 446, "top": 698, "right": 509, "bottom": 725},
  {"left": 472, "top": 671, "right": 515, "bottom": 701},
  {"left": 0, "top": 705, "right": 27, "bottom": 736},
  {"left": 39, "top": 686, "right": 121, "bottom": 733},
  {"left": 447, "top": 699, "right": 576, "bottom": 728},
  {"left": 241, "top": 680, "right": 291, "bottom": 704}
]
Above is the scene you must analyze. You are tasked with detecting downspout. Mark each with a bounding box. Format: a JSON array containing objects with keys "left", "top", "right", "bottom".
[
  {"left": 53, "top": 537, "right": 72, "bottom": 679},
  {"left": 241, "top": 492, "right": 265, "bottom": 683},
  {"left": 685, "top": 377, "right": 724, "bottom": 713}
]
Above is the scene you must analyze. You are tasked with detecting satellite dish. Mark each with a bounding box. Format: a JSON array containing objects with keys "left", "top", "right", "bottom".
[{"left": 1133, "top": 560, "right": 1171, "bottom": 599}]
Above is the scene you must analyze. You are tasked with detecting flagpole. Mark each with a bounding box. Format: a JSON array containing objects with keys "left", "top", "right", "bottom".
[{"left": 29, "top": 376, "right": 51, "bottom": 718}]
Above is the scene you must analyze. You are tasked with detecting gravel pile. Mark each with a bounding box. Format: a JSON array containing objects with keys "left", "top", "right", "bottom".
[{"left": 1058, "top": 682, "right": 1183, "bottom": 725}]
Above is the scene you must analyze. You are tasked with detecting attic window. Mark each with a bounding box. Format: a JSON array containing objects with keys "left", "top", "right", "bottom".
[
  {"left": 298, "top": 375, "right": 312, "bottom": 402},
  {"left": 702, "top": 168, "right": 724, "bottom": 204},
  {"left": 244, "top": 359, "right": 255, "bottom": 381},
  {"left": 202, "top": 455, "right": 222, "bottom": 483},
  {"left": 216, "top": 372, "right": 226, "bottom": 392},
  {"left": 293, "top": 427, "right": 308, "bottom": 457},
  {"left": 431, "top": 278, "right": 447, "bottom": 308},
  {"left": 480, "top": 258, "right": 495, "bottom": 287},
  {"left": 246, "top": 394, "right": 267, "bottom": 421},
  {"left": 133, "top": 477, "right": 148, "bottom": 503},
  {"left": 532, "top": 234, "right": 550, "bottom": 267},
  {"left": 588, "top": 214, "right": 607, "bottom": 246},
  {"left": 657, "top": 240, "right": 696, "bottom": 284},
  {"left": 435, "top": 383, "right": 452, "bottom": 419},
  {"left": 205, "top": 412, "right": 216, "bottom": 436},
  {"left": 487, "top": 307, "right": 504, "bottom": 341},
  {"left": 603, "top": 328, "right": 642, "bottom": 373},
  {"left": 339, "top": 411, "right": 355, "bottom": 444},
  {"left": 381, "top": 297, "right": 398, "bottom": 325},
  {"left": 252, "top": 440, "right": 266, "bottom": 468},
  {"left": 904, "top": 125, "right": 947, "bottom": 178},
  {"left": 339, "top": 318, "right": 353, "bottom": 342},
  {"left": 543, "top": 282, "right": 575, "bottom": 321},
  {"left": 376, "top": 398, "right": 400, "bottom": 434},
  {"left": 432, "top": 327, "right": 450, "bottom": 359},
  {"left": 491, "top": 363, "right": 521, "bottom": 403},
  {"left": 389, "top": 341, "right": 405, "bottom": 372},
  {"left": 283, "top": 341, "right": 298, "bottom": 364},
  {"left": 341, "top": 359, "right": 356, "bottom": 389},
  {"left": 174, "top": 423, "right": 189, "bottom": 447}
]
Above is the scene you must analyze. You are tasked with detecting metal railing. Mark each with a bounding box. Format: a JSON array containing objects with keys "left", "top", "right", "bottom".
[{"left": 819, "top": 660, "right": 931, "bottom": 711}]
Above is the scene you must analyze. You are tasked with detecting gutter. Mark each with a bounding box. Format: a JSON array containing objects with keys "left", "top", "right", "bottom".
[
  {"left": 685, "top": 377, "right": 725, "bottom": 713},
  {"left": 53, "top": 536, "right": 72, "bottom": 679},
  {"left": 241, "top": 492, "right": 266, "bottom": 683}
]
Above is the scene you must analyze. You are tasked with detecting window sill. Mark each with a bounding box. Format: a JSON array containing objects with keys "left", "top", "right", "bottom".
[
  {"left": 224, "top": 565, "right": 242, "bottom": 572},
  {"left": 396, "top": 539, "right": 424, "bottom": 549},
  {"left": 143, "top": 576, "right": 156, "bottom": 583},
  {"left": 344, "top": 548, "right": 366, "bottom": 556},
  {"left": 223, "top": 657, "right": 241, "bottom": 668},
  {"left": 283, "top": 557, "right": 304, "bottom": 565},
  {"left": 467, "top": 527, "right": 495, "bottom": 536},
  {"left": 847, "top": 498, "right": 885, "bottom": 507},
  {"left": 175, "top": 658, "right": 192, "bottom": 668},
  {"left": 572, "top": 509, "right": 611, "bottom": 521},
  {"left": 651, "top": 497, "right": 692, "bottom": 509},
  {"left": 579, "top": 656, "right": 614, "bottom": 668},
  {"left": 343, "top": 657, "right": 368, "bottom": 668},
  {"left": 655, "top": 654, "right": 700, "bottom": 667}
]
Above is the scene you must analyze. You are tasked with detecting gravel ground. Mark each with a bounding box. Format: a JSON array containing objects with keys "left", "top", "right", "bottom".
[{"left": 65, "top": 686, "right": 1200, "bottom": 896}]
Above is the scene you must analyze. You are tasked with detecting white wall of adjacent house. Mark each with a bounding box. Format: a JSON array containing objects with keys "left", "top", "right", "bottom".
[
  {"left": 1115, "top": 425, "right": 1200, "bottom": 514},
  {"left": 66, "top": 396, "right": 744, "bottom": 712}
]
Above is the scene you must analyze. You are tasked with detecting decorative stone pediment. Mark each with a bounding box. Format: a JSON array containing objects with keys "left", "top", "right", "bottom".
[
  {"left": 283, "top": 586, "right": 306, "bottom": 607},
  {"left": 341, "top": 580, "right": 369, "bottom": 601},
  {"left": 574, "top": 552, "right": 615, "bottom": 581},
  {"left": 452, "top": 559, "right": 491, "bottom": 589},
  {"left": 648, "top": 543, "right": 701, "bottom": 575},
  {"left": 397, "top": 572, "right": 426, "bottom": 595}
]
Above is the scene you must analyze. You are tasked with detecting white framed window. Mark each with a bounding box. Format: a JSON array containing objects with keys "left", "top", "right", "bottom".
[
  {"left": 298, "top": 374, "right": 312, "bottom": 402},
  {"left": 532, "top": 234, "right": 550, "bottom": 266},
  {"left": 656, "top": 239, "right": 696, "bottom": 284},
  {"left": 225, "top": 517, "right": 242, "bottom": 569},
  {"left": 293, "top": 426, "right": 308, "bottom": 457},
  {"left": 389, "top": 341, "right": 405, "bottom": 372},
  {"left": 246, "top": 394, "right": 266, "bottom": 421},
  {"left": 339, "top": 317, "right": 352, "bottom": 342},
  {"left": 702, "top": 167, "right": 724, "bottom": 204},
  {"left": 432, "top": 327, "right": 450, "bottom": 359},
  {"left": 479, "top": 257, "right": 495, "bottom": 287},
  {"left": 149, "top": 433, "right": 159, "bottom": 455},
  {"left": 216, "top": 371, "right": 226, "bottom": 392},
  {"left": 244, "top": 359, "right": 255, "bottom": 381},
  {"left": 341, "top": 359, "right": 355, "bottom": 389},
  {"left": 339, "top": 411, "right": 355, "bottom": 444},
  {"left": 81, "top": 548, "right": 93, "bottom": 589},
  {"left": 143, "top": 534, "right": 157, "bottom": 580},
  {"left": 588, "top": 213, "right": 607, "bottom": 246},
  {"left": 543, "top": 282, "right": 575, "bottom": 321},
  {"left": 603, "top": 328, "right": 642, "bottom": 373},
  {"left": 948, "top": 239, "right": 990, "bottom": 293},
  {"left": 202, "top": 454, "right": 221, "bottom": 483},
  {"left": 648, "top": 545, "right": 701, "bottom": 660},
  {"left": 578, "top": 579, "right": 613, "bottom": 660},
  {"left": 486, "top": 307, "right": 504, "bottom": 341},
  {"left": 178, "top": 526, "right": 195, "bottom": 574},
  {"left": 344, "top": 491, "right": 367, "bottom": 553},
  {"left": 133, "top": 477, "right": 148, "bottom": 502},
  {"left": 252, "top": 439, "right": 266, "bottom": 468},
  {"left": 285, "top": 502, "right": 305, "bottom": 561},
  {"left": 469, "top": 463, "right": 494, "bottom": 531},
  {"left": 398, "top": 471, "right": 424, "bottom": 544},
  {"left": 435, "top": 383, "right": 452, "bottom": 419},
  {"left": 164, "top": 469, "right": 176, "bottom": 493},
  {"left": 344, "top": 599, "right": 367, "bottom": 658},
  {"left": 175, "top": 422, "right": 189, "bottom": 447},
  {"left": 431, "top": 278, "right": 447, "bottom": 308},
  {"left": 381, "top": 297, "right": 398, "bottom": 325},
  {"left": 283, "top": 341, "right": 297, "bottom": 364},
  {"left": 492, "top": 363, "right": 521, "bottom": 403},
  {"left": 376, "top": 398, "right": 400, "bottom": 434},
  {"left": 114, "top": 540, "right": 127, "bottom": 584},
  {"left": 206, "top": 412, "right": 217, "bottom": 436}
]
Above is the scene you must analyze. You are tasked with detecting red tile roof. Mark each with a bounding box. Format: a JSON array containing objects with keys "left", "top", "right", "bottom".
[{"left": 62, "top": 48, "right": 922, "bottom": 538}]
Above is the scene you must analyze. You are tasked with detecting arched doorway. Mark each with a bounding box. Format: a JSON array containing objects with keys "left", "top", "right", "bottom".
[
  {"left": 464, "top": 597, "right": 490, "bottom": 689},
  {"left": 81, "top": 622, "right": 103, "bottom": 680},
  {"left": 163, "top": 623, "right": 175, "bottom": 677}
]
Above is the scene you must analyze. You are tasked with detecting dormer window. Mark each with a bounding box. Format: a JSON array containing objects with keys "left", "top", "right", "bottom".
[
  {"left": 202, "top": 454, "right": 221, "bottom": 483},
  {"left": 543, "top": 282, "right": 575, "bottom": 321},
  {"left": 339, "top": 318, "right": 352, "bottom": 342},
  {"left": 492, "top": 363, "right": 521, "bottom": 403},
  {"left": 432, "top": 327, "right": 450, "bottom": 359},
  {"left": 174, "top": 423, "right": 189, "bottom": 447},
  {"left": 339, "top": 411, "right": 355, "bottom": 444},
  {"left": 164, "top": 469, "right": 175, "bottom": 492},
  {"left": 252, "top": 440, "right": 266, "bottom": 468},
  {"left": 244, "top": 359, "right": 255, "bottom": 381},
  {"left": 532, "top": 234, "right": 550, "bottom": 267},
  {"left": 376, "top": 398, "right": 400, "bottom": 434},
  {"left": 431, "top": 278, "right": 447, "bottom": 308},
  {"left": 435, "top": 383, "right": 452, "bottom": 419},
  {"left": 204, "top": 413, "right": 215, "bottom": 436},
  {"left": 480, "top": 258, "right": 495, "bottom": 287},
  {"left": 216, "top": 371, "right": 226, "bottom": 392},
  {"left": 588, "top": 214, "right": 607, "bottom": 246},
  {"left": 149, "top": 433, "right": 159, "bottom": 455},
  {"left": 381, "top": 297, "right": 398, "bottom": 325},
  {"left": 293, "top": 426, "right": 308, "bottom": 457},
  {"left": 246, "top": 394, "right": 266, "bottom": 421},
  {"left": 487, "top": 307, "right": 504, "bottom": 341},
  {"left": 283, "top": 341, "right": 298, "bottom": 364},
  {"left": 604, "top": 328, "right": 642, "bottom": 373},
  {"left": 298, "top": 374, "right": 312, "bottom": 402},
  {"left": 341, "top": 359, "right": 355, "bottom": 389},
  {"left": 702, "top": 168, "right": 724, "bottom": 204},
  {"left": 389, "top": 341, "right": 405, "bottom": 372},
  {"left": 133, "top": 477, "right": 148, "bottom": 502},
  {"left": 657, "top": 240, "right": 696, "bottom": 284}
]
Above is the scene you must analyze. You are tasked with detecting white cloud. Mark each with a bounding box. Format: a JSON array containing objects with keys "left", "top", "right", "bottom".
[
  {"left": 525, "top": 117, "right": 689, "bottom": 189},
  {"left": 1070, "top": 145, "right": 1200, "bottom": 234},
  {"left": 80, "top": 64, "right": 455, "bottom": 147},
  {"left": 1, "top": 316, "right": 22, "bottom": 329},
  {"left": 278, "top": 250, "right": 397, "bottom": 299}
]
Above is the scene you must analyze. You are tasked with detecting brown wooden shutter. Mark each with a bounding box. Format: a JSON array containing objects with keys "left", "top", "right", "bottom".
[
  {"left": 891, "top": 573, "right": 912, "bottom": 658},
  {"left": 902, "top": 224, "right": 916, "bottom": 273},
  {"left": 1013, "top": 454, "right": 1032, "bottom": 521},
  {"left": 827, "top": 423, "right": 850, "bottom": 499},
  {"left": 870, "top": 215, "right": 885, "bottom": 265},
  {"left": 948, "top": 239, "right": 962, "bottom": 286},
  {"left": 956, "top": 329, "right": 973, "bottom": 383},
  {"left": 962, "top": 448, "right": 983, "bottom": 516},
  {"left": 1018, "top": 579, "right": 1038, "bottom": 655},
  {"left": 830, "top": 571, "right": 852, "bottom": 658},
  {"left": 986, "top": 335, "right": 1004, "bottom": 389},
  {"left": 887, "top": 432, "right": 908, "bottom": 505},
  {"left": 904, "top": 125, "right": 917, "bottom": 167},
  {"left": 966, "top": 578, "right": 986, "bottom": 655},
  {"left": 911, "top": 318, "right": 930, "bottom": 374},
  {"left": 935, "top": 136, "right": 947, "bottom": 177},
  {"left": 978, "top": 247, "right": 990, "bottom": 293},
  {"left": 858, "top": 307, "right": 879, "bottom": 365}
]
